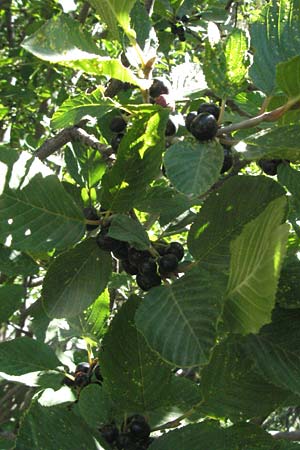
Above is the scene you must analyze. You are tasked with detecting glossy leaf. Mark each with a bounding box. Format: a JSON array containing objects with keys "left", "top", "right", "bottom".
[
  {"left": 188, "top": 176, "right": 285, "bottom": 269},
  {"left": 88, "top": 0, "right": 137, "bottom": 38},
  {"left": 135, "top": 268, "right": 226, "bottom": 367},
  {"left": 108, "top": 214, "right": 150, "bottom": 250},
  {"left": 42, "top": 239, "right": 112, "bottom": 318},
  {"left": 224, "top": 197, "right": 289, "bottom": 334},
  {"left": 101, "top": 296, "right": 171, "bottom": 412},
  {"left": 0, "top": 285, "right": 25, "bottom": 323},
  {"left": 0, "top": 337, "right": 60, "bottom": 375},
  {"left": 164, "top": 140, "right": 223, "bottom": 196}
]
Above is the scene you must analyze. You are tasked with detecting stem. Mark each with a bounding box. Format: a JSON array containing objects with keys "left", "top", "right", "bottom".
[{"left": 218, "top": 97, "right": 226, "bottom": 125}]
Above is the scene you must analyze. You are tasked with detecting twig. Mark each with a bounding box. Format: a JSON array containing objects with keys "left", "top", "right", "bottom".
[
  {"left": 78, "top": 2, "right": 90, "bottom": 24},
  {"left": 3, "top": 0, "right": 14, "bottom": 48},
  {"left": 272, "top": 431, "right": 300, "bottom": 441}
]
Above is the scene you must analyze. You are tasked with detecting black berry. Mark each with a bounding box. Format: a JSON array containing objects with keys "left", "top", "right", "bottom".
[
  {"left": 136, "top": 272, "right": 162, "bottom": 291},
  {"left": 111, "top": 133, "right": 124, "bottom": 152},
  {"left": 121, "top": 258, "right": 139, "bottom": 275},
  {"left": 139, "top": 258, "right": 157, "bottom": 276},
  {"left": 165, "top": 242, "right": 184, "bottom": 261},
  {"left": 62, "top": 375, "right": 74, "bottom": 387},
  {"left": 220, "top": 146, "right": 233, "bottom": 174},
  {"left": 129, "top": 416, "right": 151, "bottom": 441},
  {"left": 128, "top": 248, "right": 151, "bottom": 267},
  {"left": 75, "top": 362, "right": 90, "bottom": 373},
  {"left": 149, "top": 79, "right": 169, "bottom": 98},
  {"left": 74, "top": 372, "right": 90, "bottom": 388},
  {"left": 197, "top": 102, "right": 220, "bottom": 120},
  {"left": 176, "top": 25, "right": 186, "bottom": 41},
  {"left": 94, "top": 364, "right": 103, "bottom": 382},
  {"left": 185, "top": 112, "right": 197, "bottom": 132},
  {"left": 97, "top": 229, "right": 121, "bottom": 252},
  {"left": 158, "top": 253, "right": 179, "bottom": 275},
  {"left": 112, "top": 241, "right": 129, "bottom": 259},
  {"left": 101, "top": 423, "right": 119, "bottom": 444},
  {"left": 190, "top": 113, "right": 218, "bottom": 141},
  {"left": 165, "top": 118, "right": 177, "bottom": 136},
  {"left": 258, "top": 159, "right": 282, "bottom": 176},
  {"left": 83, "top": 207, "right": 100, "bottom": 231},
  {"left": 153, "top": 240, "right": 168, "bottom": 256},
  {"left": 110, "top": 116, "right": 127, "bottom": 133}
]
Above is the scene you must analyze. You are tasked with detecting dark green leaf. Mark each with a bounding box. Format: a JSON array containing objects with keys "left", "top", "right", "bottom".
[
  {"left": 276, "top": 55, "right": 300, "bottom": 98},
  {"left": 108, "top": 214, "right": 150, "bottom": 250},
  {"left": 42, "top": 239, "right": 112, "bottom": 318},
  {"left": 0, "top": 245, "right": 39, "bottom": 276},
  {"left": 0, "top": 285, "right": 25, "bottom": 323},
  {"left": 78, "top": 383, "right": 115, "bottom": 428}
]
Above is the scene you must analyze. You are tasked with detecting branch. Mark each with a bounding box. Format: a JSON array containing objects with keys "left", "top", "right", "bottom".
[
  {"left": 144, "top": 0, "right": 155, "bottom": 15},
  {"left": 78, "top": 2, "right": 90, "bottom": 24},
  {"left": 3, "top": 0, "right": 14, "bottom": 48},
  {"left": 273, "top": 431, "right": 300, "bottom": 441}
]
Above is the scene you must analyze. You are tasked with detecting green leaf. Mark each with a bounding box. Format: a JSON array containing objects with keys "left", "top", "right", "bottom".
[
  {"left": 131, "top": 1, "right": 152, "bottom": 48},
  {"left": 224, "top": 197, "right": 289, "bottom": 335},
  {"left": 51, "top": 89, "right": 115, "bottom": 129},
  {"left": 203, "top": 30, "right": 248, "bottom": 98},
  {"left": 108, "top": 214, "right": 150, "bottom": 250},
  {"left": 22, "top": 14, "right": 102, "bottom": 62},
  {"left": 276, "top": 55, "right": 300, "bottom": 98},
  {"left": 0, "top": 337, "right": 60, "bottom": 375},
  {"left": 101, "top": 109, "right": 169, "bottom": 212},
  {"left": 135, "top": 268, "right": 226, "bottom": 367},
  {"left": 78, "top": 383, "right": 115, "bottom": 428},
  {"left": 245, "top": 308, "right": 300, "bottom": 396},
  {"left": 164, "top": 140, "right": 224, "bottom": 197},
  {"left": 188, "top": 176, "right": 285, "bottom": 270},
  {"left": 278, "top": 164, "right": 300, "bottom": 217},
  {"left": 201, "top": 338, "right": 290, "bottom": 421},
  {"left": 101, "top": 296, "right": 171, "bottom": 412},
  {"left": 15, "top": 402, "right": 98, "bottom": 450},
  {"left": 235, "top": 125, "right": 300, "bottom": 161},
  {"left": 0, "top": 245, "right": 38, "bottom": 276},
  {"left": 0, "top": 285, "right": 25, "bottom": 323},
  {"left": 85, "top": 289, "right": 109, "bottom": 339},
  {"left": 249, "top": 0, "right": 300, "bottom": 94},
  {"left": 88, "top": 0, "right": 137, "bottom": 38},
  {"left": 42, "top": 239, "right": 112, "bottom": 319}
]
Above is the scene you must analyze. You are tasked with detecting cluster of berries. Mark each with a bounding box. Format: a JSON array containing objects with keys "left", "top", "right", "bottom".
[
  {"left": 62, "top": 361, "right": 103, "bottom": 389},
  {"left": 258, "top": 158, "right": 289, "bottom": 176},
  {"left": 100, "top": 415, "right": 153, "bottom": 450},
  {"left": 110, "top": 114, "right": 127, "bottom": 153},
  {"left": 96, "top": 221, "right": 184, "bottom": 291},
  {"left": 149, "top": 79, "right": 177, "bottom": 136}
]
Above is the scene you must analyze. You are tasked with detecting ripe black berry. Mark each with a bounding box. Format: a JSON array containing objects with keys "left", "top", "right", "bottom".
[
  {"left": 190, "top": 113, "right": 218, "bottom": 141},
  {"left": 158, "top": 254, "right": 179, "bottom": 275},
  {"left": 220, "top": 146, "right": 233, "bottom": 174},
  {"left": 185, "top": 112, "right": 197, "bottom": 132},
  {"left": 110, "top": 116, "right": 127, "bottom": 133},
  {"left": 139, "top": 258, "right": 157, "bottom": 276},
  {"left": 94, "top": 364, "right": 103, "bottom": 382},
  {"left": 75, "top": 362, "right": 90, "bottom": 373},
  {"left": 111, "top": 133, "right": 124, "bottom": 152},
  {"left": 74, "top": 372, "right": 90, "bottom": 388},
  {"left": 112, "top": 241, "right": 129, "bottom": 259},
  {"left": 149, "top": 79, "right": 169, "bottom": 98},
  {"left": 101, "top": 423, "right": 119, "bottom": 444},
  {"left": 165, "top": 242, "right": 184, "bottom": 261},
  {"left": 129, "top": 416, "right": 151, "bottom": 441},
  {"left": 121, "top": 258, "right": 139, "bottom": 275},
  {"left": 165, "top": 118, "right": 177, "bottom": 136},
  {"left": 62, "top": 375, "right": 74, "bottom": 387},
  {"left": 136, "top": 272, "right": 162, "bottom": 291},
  {"left": 258, "top": 159, "right": 282, "bottom": 176},
  {"left": 83, "top": 207, "right": 99, "bottom": 231},
  {"left": 197, "top": 102, "right": 220, "bottom": 120},
  {"left": 97, "top": 229, "right": 122, "bottom": 252},
  {"left": 176, "top": 25, "right": 186, "bottom": 41},
  {"left": 128, "top": 248, "right": 151, "bottom": 267}
]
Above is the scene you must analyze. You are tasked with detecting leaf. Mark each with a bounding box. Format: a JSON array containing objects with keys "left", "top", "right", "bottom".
[
  {"left": 85, "top": 289, "right": 110, "bottom": 339},
  {"left": 21, "top": 14, "right": 102, "bottom": 62},
  {"left": 244, "top": 308, "right": 300, "bottom": 396},
  {"left": 278, "top": 164, "right": 300, "bottom": 217},
  {"left": 249, "top": 0, "right": 300, "bottom": 94},
  {"left": 131, "top": 1, "right": 152, "bottom": 48},
  {"left": 235, "top": 125, "right": 300, "bottom": 161},
  {"left": 101, "top": 296, "right": 172, "bottom": 412},
  {"left": 78, "top": 383, "right": 115, "bottom": 428},
  {"left": 203, "top": 30, "right": 248, "bottom": 98},
  {"left": 101, "top": 109, "right": 169, "bottom": 212},
  {"left": 135, "top": 268, "right": 226, "bottom": 367},
  {"left": 163, "top": 140, "right": 224, "bottom": 197},
  {"left": 0, "top": 245, "right": 38, "bottom": 276},
  {"left": 0, "top": 337, "right": 60, "bottom": 375},
  {"left": 276, "top": 55, "right": 300, "bottom": 98},
  {"left": 42, "top": 239, "right": 112, "bottom": 319},
  {"left": 188, "top": 175, "right": 285, "bottom": 270},
  {"left": 88, "top": 0, "right": 137, "bottom": 38},
  {"left": 224, "top": 196, "right": 289, "bottom": 335},
  {"left": 108, "top": 214, "right": 150, "bottom": 250},
  {"left": 15, "top": 402, "right": 98, "bottom": 450},
  {"left": 0, "top": 285, "right": 25, "bottom": 323},
  {"left": 51, "top": 89, "right": 115, "bottom": 129},
  {"left": 201, "top": 338, "right": 290, "bottom": 421}
]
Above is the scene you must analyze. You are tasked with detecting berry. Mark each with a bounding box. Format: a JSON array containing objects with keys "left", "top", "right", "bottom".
[
  {"left": 197, "top": 102, "right": 220, "bottom": 120},
  {"left": 112, "top": 241, "right": 129, "bottom": 259},
  {"left": 110, "top": 116, "right": 127, "bottom": 133},
  {"left": 128, "top": 248, "right": 151, "bottom": 267},
  {"left": 136, "top": 272, "right": 162, "bottom": 291},
  {"left": 165, "top": 242, "right": 184, "bottom": 261},
  {"left": 190, "top": 113, "right": 218, "bottom": 141},
  {"left": 220, "top": 146, "right": 233, "bottom": 174},
  {"left": 101, "top": 423, "right": 119, "bottom": 444},
  {"left": 83, "top": 207, "right": 99, "bottom": 231},
  {"left": 94, "top": 364, "right": 103, "bottom": 382},
  {"left": 139, "top": 258, "right": 157, "bottom": 276},
  {"left": 258, "top": 159, "right": 282, "bottom": 176},
  {"left": 185, "top": 112, "right": 197, "bottom": 132},
  {"left": 181, "top": 15, "right": 190, "bottom": 23},
  {"left": 111, "top": 133, "right": 124, "bottom": 152},
  {"left": 158, "top": 253, "right": 179, "bottom": 275},
  {"left": 75, "top": 362, "right": 90, "bottom": 373},
  {"left": 165, "top": 118, "right": 177, "bottom": 136},
  {"left": 154, "top": 94, "right": 175, "bottom": 110},
  {"left": 149, "top": 79, "right": 169, "bottom": 98},
  {"left": 97, "top": 229, "right": 121, "bottom": 252},
  {"left": 74, "top": 372, "right": 90, "bottom": 388},
  {"left": 153, "top": 240, "right": 168, "bottom": 256},
  {"left": 176, "top": 25, "right": 186, "bottom": 41},
  {"left": 62, "top": 375, "right": 74, "bottom": 387},
  {"left": 121, "top": 258, "right": 139, "bottom": 275},
  {"left": 129, "top": 420, "right": 150, "bottom": 441}
]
